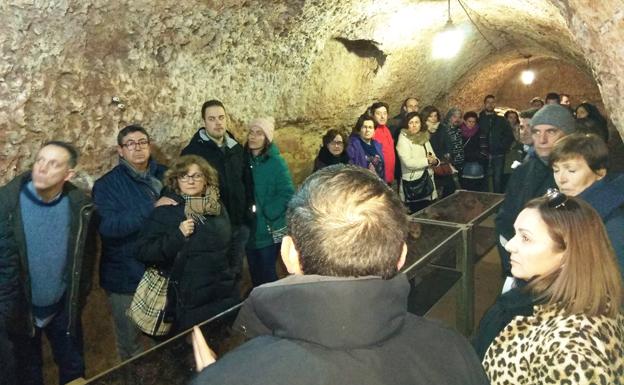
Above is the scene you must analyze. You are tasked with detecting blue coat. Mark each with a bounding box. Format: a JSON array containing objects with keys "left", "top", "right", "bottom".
[
  {"left": 346, "top": 134, "right": 385, "bottom": 178},
  {"left": 92, "top": 159, "right": 166, "bottom": 294},
  {"left": 579, "top": 173, "right": 624, "bottom": 275}
]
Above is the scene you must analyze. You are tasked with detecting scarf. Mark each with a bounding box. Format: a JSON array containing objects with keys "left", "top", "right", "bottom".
[
  {"left": 400, "top": 129, "right": 430, "bottom": 145},
  {"left": 427, "top": 121, "right": 440, "bottom": 133},
  {"left": 316, "top": 145, "right": 349, "bottom": 167},
  {"left": 120, "top": 157, "right": 163, "bottom": 195},
  {"left": 460, "top": 123, "right": 479, "bottom": 139},
  {"left": 182, "top": 185, "right": 221, "bottom": 224}
]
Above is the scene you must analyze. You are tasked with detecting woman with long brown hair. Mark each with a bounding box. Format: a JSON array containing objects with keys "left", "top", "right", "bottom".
[{"left": 481, "top": 190, "right": 623, "bottom": 384}]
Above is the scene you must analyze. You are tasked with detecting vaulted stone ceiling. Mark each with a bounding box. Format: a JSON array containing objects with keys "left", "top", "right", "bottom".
[{"left": 1, "top": 0, "right": 622, "bottom": 184}]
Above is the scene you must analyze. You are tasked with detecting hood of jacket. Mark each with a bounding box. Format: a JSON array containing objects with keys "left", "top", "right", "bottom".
[
  {"left": 234, "top": 273, "right": 410, "bottom": 349},
  {"left": 189, "top": 128, "right": 240, "bottom": 150}
]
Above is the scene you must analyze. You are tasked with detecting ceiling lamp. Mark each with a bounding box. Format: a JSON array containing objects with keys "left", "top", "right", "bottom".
[
  {"left": 520, "top": 55, "right": 535, "bottom": 85},
  {"left": 432, "top": 0, "right": 464, "bottom": 59}
]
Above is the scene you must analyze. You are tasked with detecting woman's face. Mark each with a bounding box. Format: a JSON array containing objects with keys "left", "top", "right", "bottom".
[
  {"left": 553, "top": 157, "right": 604, "bottom": 196},
  {"left": 407, "top": 116, "right": 422, "bottom": 134},
  {"left": 427, "top": 111, "right": 439, "bottom": 124},
  {"left": 359, "top": 120, "right": 375, "bottom": 141},
  {"left": 576, "top": 106, "right": 589, "bottom": 119},
  {"left": 505, "top": 208, "right": 564, "bottom": 280},
  {"left": 506, "top": 113, "right": 519, "bottom": 126},
  {"left": 247, "top": 126, "right": 267, "bottom": 152},
  {"left": 465, "top": 117, "right": 477, "bottom": 129},
  {"left": 326, "top": 134, "right": 345, "bottom": 156},
  {"left": 178, "top": 164, "right": 206, "bottom": 197}
]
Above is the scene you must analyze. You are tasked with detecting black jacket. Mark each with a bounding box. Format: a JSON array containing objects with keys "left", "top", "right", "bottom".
[
  {"left": 478, "top": 111, "right": 514, "bottom": 156},
  {"left": 136, "top": 193, "right": 240, "bottom": 332},
  {"left": 191, "top": 274, "right": 488, "bottom": 385},
  {"left": 495, "top": 156, "right": 556, "bottom": 275},
  {"left": 181, "top": 130, "right": 247, "bottom": 227},
  {"left": 0, "top": 172, "right": 96, "bottom": 337}
]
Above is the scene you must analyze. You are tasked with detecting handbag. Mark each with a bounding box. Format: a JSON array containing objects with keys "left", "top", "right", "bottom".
[
  {"left": 127, "top": 267, "right": 172, "bottom": 336},
  {"left": 402, "top": 144, "right": 434, "bottom": 202},
  {"left": 433, "top": 162, "right": 454, "bottom": 176}
]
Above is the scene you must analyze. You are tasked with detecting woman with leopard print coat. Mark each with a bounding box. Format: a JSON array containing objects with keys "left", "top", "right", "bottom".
[{"left": 482, "top": 191, "right": 623, "bottom": 385}]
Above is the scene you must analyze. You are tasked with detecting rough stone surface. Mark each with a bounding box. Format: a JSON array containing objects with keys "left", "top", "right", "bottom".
[{"left": 1, "top": 0, "right": 623, "bottom": 186}]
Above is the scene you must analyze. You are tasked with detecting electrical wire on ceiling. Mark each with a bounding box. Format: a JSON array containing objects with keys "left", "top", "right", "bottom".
[{"left": 456, "top": 0, "right": 498, "bottom": 52}]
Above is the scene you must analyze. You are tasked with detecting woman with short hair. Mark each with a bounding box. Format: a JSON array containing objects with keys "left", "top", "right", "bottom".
[
  {"left": 313, "top": 129, "right": 349, "bottom": 171},
  {"left": 137, "top": 155, "right": 239, "bottom": 333},
  {"left": 346, "top": 114, "right": 385, "bottom": 179},
  {"left": 482, "top": 191, "right": 623, "bottom": 384}
]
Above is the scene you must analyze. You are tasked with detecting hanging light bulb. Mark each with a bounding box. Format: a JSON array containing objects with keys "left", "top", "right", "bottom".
[
  {"left": 432, "top": 0, "right": 464, "bottom": 59},
  {"left": 520, "top": 55, "right": 535, "bottom": 85}
]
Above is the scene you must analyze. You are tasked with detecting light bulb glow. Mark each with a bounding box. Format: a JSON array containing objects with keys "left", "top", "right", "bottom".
[
  {"left": 431, "top": 26, "right": 464, "bottom": 59},
  {"left": 521, "top": 70, "right": 535, "bottom": 85}
]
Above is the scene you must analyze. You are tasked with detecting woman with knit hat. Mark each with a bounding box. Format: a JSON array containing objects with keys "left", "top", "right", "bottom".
[{"left": 244, "top": 117, "right": 295, "bottom": 287}]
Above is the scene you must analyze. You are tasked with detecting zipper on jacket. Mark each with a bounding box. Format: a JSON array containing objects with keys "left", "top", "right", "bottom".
[{"left": 66, "top": 203, "right": 92, "bottom": 334}]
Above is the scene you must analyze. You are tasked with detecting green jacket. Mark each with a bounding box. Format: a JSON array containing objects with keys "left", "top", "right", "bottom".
[
  {"left": 247, "top": 144, "right": 295, "bottom": 249},
  {"left": 0, "top": 172, "right": 96, "bottom": 337}
]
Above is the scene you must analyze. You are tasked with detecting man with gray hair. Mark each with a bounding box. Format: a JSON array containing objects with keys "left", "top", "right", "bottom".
[
  {"left": 495, "top": 104, "right": 576, "bottom": 278},
  {"left": 191, "top": 165, "right": 488, "bottom": 385}
]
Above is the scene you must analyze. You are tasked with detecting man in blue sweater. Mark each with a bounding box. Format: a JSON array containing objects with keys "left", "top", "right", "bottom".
[
  {"left": 0, "top": 141, "right": 96, "bottom": 385},
  {"left": 92, "top": 125, "right": 167, "bottom": 362}
]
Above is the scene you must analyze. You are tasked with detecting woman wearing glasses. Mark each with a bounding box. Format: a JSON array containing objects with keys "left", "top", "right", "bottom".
[
  {"left": 313, "top": 129, "right": 349, "bottom": 171},
  {"left": 480, "top": 191, "right": 623, "bottom": 384},
  {"left": 137, "top": 155, "right": 239, "bottom": 333},
  {"left": 244, "top": 118, "right": 295, "bottom": 287}
]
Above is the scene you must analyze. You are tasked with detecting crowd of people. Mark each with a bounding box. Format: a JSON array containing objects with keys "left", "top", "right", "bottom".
[{"left": 0, "top": 92, "right": 622, "bottom": 385}]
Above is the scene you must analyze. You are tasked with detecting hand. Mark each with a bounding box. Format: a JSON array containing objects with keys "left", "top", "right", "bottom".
[
  {"left": 427, "top": 154, "right": 438, "bottom": 166},
  {"left": 179, "top": 219, "right": 195, "bottom": 237},
  {"left": 155, "top": 197, "right": 178, "bottom": 207},
  {"left": 192, "top": 326, "right": 217, "bottom": 372}
]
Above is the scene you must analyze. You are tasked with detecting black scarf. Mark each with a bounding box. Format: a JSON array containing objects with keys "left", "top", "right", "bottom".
[{"left": 316, "top": 145, "right": 349, "bottom": 167}]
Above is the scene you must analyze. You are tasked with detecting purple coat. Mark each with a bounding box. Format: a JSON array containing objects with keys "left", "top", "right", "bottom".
[{"left": 347, "top": 134, "right": 385, "bottom": 178}]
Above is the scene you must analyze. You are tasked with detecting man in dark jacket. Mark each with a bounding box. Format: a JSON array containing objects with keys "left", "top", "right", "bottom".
[
  {"left": 495, "top": 104, "right": 575, "bottom": 279},
  {"left": 191, "top": 165, "right": 488, "bottom": 385},
  {"left": 181, "top": 100, "right": 248, "bottom": 278},
  {"left": 0, "top": 141, "right": 96, "bottom": 385},
  {"left": 92, "top": 125, "right": 166, "bottom": 361},
  {"left": 0, "top": 216, "right": 18, "bottom": 385},
  {"left": 478, "top": 95, "right": 514, "bottom": 193}
]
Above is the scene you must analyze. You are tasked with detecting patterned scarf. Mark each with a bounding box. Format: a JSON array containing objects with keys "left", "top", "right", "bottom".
[{"left": 182, "top": 185, "right": 220, "bottom": 224}]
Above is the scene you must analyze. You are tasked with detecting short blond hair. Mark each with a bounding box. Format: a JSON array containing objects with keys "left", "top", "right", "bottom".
[{"left": 163, "top": 155, "right": 219, "bottom": 195}]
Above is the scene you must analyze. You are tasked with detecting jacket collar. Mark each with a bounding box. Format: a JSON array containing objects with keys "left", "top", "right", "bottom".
[{"left": 236, "top": 273, "right": 410, "bottom": 349}]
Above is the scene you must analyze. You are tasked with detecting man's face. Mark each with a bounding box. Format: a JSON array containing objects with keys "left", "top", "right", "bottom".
[
  {"left": 518, "top": 118, "right": 533, "bottom": 145},
  {"left": 373, "top": 107, "right": 388, "bottom": 126},
  {"left": 531, "top": 124, "right": 565, "bottom": 158},
  {"left": 450, "top": 113, "right": 462, "bottom": 127},
  {"left": 203, "top": 106, "right": 227, "bottom": 140},
  {"left": 32, "top": 145, "right": 74, "bottom": 195},
  {"left": 560, "top": 95, "right": 570, "bottom": 106},
  {"left": 531, "top": 100, "right": 544, "bottom": 109},
  {"left": 403, "top": 99, "right": 419, "bottom": 114},
  {"left": 117, "top": 131, "right": 150, "bottom": 170},
  {"left": 484, "top": 97, "right": 495, "bottom": 113}
]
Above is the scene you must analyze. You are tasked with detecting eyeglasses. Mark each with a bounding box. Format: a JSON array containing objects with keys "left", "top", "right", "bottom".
[
  {"left": 178, "top": 173, "right": 204, "bottom": 182},
  {"left": 121, "top": 139, "right": 150, "bottom": 150},
  {"left": 545, "top": 188, "right": 567, "bottom": 208},
  {"left": 329, "top": 140, "right": 344, "bottom": 147}
]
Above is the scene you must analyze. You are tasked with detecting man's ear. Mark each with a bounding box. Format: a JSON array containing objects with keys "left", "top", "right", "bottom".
[
  {"left": 117, "top": 146, "right": 124, "bottom": 158},
  {"left": 397, "top": 243, "right": 407, "bottom": 271},
  {"left": 596, "top": 168, "right": 607, "bottom": 179},
  {"left": 281, "top": 236, "right": 303, "bottom": 275},
  {"left": 64, "top": 169, "right": 76, "bottom": 182}
]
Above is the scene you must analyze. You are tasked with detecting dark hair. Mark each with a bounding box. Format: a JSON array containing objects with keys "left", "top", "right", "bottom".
[
  {"left": 286, "top": 165, "right": 408, "bottom": 279},
  {"left": 524, "top": 195, "right": 622, "bottom": 317},
  {"left": 519, "top": 108, "right": 539, "bottom": 119},
  {"left": 201, "top": 99, "right": 226, "bottom": 121},
  {"left": 402, "top": 111, "right": 424, "bottom": 131},
  {"left": 504, "top": 110, "right": 519, "bottom": 125},
  {"left": 575, "top": 118, "right": 609, "bottom": 143},
  {"left": 575, "top": 102, "right": 607, "bottom": 126},
  {"left": 463, "top": 111, "right": 478, "bottom": 121},
  {"left": 117, "top": 125, "right": 149, "bottom": 146},
  {"left": 353, "top": 114, "right": 375, "bottom": 134},
  {"left": 545, "top": 92, "right": 561, "bottom": 103},
  {"left": 369, "top": 101, "right": 389, "bottom": 116},
  {"left": 420, "top": 105, "right": 441, "bottom": 124},
  {"left": 483, "top": 94, "right": 495, "bottom": 103},
  {"left": 322, "top": 129, "right": 347, "bottom": 148},
  {"left": 163, "top": 155, "right": 219, "bottom": 195},
  {"left": 42, "top": 141, "right": 79, "bottom": 168},
  {"left": 550, "top": 133, "right": 608, "bottom": 172}
]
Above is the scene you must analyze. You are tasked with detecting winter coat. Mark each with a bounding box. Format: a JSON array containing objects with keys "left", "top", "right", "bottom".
[
  {"left": 136, "top": 193, "right": 239, "bottom": 332},
  {"left": 0, "top": 215, "right": 18, "bottom": 325},
  {"left": 495, "top": 156, "right": 556, "bottom": 275},
  {"left": 579, "top": 173, "right": 624, "bottom": 274},
  {"left": 246, "top": 144, "right": 295, "bottom": 250},
  {"left": 373, "top": 125, "right": 396, "bottom": 183},
  {"left": 190, "top": 274, "right": 489, "bottom": 385},
  {"left": 478, "top": 111, "right": 514, "bottom": 156},
  {"left": 0, "top": 172, "right": 96, "bottom": 337},
  {"left": 312, "top": 146, "right": 349, "bottom": 172},
  {"left": 395, "top": 131, "right": 438, "bottom": 201},
  {"left": 347, "top": 133, "right": 385, "bottom": 178},
  {"left": 181, "top": 129, "right": 248, "bottom": 226},
  {"left": 93, "top": 158, "right": 166, "bottom": 294}
]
